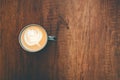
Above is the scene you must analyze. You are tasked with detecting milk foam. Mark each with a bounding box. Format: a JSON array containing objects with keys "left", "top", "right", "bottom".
[{"left": 24, "top": 29, "right": 43, "bottom": 46}]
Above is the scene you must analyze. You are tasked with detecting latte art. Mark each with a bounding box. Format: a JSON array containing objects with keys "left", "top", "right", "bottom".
[
  {"left": 24, "top": 29, "right": 43, "bottom": 46},
  {"left": 19, "top": 24, "right": 48, "bottom": 52}
]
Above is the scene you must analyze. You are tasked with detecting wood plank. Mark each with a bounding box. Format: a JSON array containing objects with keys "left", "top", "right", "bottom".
[{"left": 0, "top": 0, "right": 120, "bottom": 80}]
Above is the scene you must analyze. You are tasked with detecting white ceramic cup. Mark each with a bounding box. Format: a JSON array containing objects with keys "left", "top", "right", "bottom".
[{"left": 18, "top": 24, "right": 56, "bottom": 52}]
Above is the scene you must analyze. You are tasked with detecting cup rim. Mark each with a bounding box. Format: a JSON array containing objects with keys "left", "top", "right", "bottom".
[{"left": 18, "top": 24, "right": 48, "bottom": 52}]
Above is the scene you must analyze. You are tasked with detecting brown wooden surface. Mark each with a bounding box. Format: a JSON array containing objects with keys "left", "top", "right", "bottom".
[{"left": 0, "top": 0, "right": 120, "bottom": 80}]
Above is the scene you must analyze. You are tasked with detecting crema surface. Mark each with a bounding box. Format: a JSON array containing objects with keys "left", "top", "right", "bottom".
[{"left": 20, "top": 25, "right": 48, "bottom": 52}]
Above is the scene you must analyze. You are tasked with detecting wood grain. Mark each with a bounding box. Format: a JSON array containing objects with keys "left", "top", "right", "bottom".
[{"left": 0, "top": 0, "right": 120, "bottom": 80}]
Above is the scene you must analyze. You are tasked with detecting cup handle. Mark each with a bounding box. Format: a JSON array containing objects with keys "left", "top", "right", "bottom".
[{"left": 48, "top": 36, "right": 56, "bottom": 41}]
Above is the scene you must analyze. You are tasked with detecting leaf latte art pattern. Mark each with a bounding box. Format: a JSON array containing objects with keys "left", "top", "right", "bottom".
[{"left": 24, "top": 29, "right": 43, "bottom": 46}]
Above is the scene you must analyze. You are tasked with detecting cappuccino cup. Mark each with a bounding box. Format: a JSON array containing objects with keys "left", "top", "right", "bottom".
[{"left": 19, "top": 24, "right": 56, "bottom": 52}]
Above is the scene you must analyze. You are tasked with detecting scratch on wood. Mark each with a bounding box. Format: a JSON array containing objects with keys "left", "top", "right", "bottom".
[
  {"left": 58, "top": 15, "right": 69, "bottom": 29},
  {"left": 113, "top": 31, "right": 120, "bottom": 56},
  {"left": 115, "top": 48, "right": 120, "bottom": 56}
]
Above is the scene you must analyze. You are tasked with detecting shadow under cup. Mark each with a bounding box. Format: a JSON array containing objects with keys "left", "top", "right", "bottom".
[{"left": 19, "top": 24, "right": 56, "bottom": 52}]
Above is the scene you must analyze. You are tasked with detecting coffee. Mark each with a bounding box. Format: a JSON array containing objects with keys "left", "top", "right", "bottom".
[{"left": 19, "top": 24, "right": 48, "bottom": 52}]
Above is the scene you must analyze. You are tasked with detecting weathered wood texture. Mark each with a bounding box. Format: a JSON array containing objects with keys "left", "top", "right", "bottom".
[{"left": 0, "top": 0, "right": 120, "bottom": 80}]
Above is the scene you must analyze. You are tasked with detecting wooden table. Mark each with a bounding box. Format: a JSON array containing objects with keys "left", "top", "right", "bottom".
[{"left": 0, "top": 0, "right": 120, "bottom": 80}]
